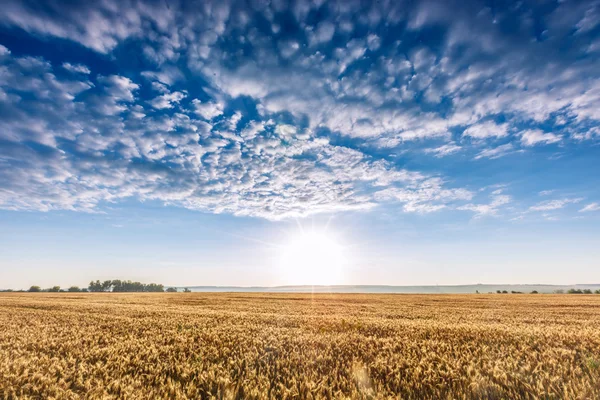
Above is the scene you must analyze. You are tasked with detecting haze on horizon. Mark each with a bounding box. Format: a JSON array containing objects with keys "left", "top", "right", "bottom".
[{"left": 1, "top": 0, "right": 600, "bottom": 290}]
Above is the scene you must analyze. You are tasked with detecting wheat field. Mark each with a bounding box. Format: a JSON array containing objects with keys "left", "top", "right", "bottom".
[{"left": 1, "top": 293, "right": 599, "bottom": 399}]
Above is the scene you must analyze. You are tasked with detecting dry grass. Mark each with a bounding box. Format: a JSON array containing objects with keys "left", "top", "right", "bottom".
[{"left": 1, "top": 293, "right": 600, "bottom": 399}]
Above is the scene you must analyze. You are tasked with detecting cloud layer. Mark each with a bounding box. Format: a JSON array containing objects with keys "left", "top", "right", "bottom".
[{"left": 0, "top": 0, "right": 599, "bottom": 219}]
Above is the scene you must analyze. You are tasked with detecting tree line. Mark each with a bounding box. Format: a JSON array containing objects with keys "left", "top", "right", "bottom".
[
  {"left": 88, "top": 280, "right": 167, "bottom": 292},
  {"left": 0, "top": 280, "right": 192, "bottom": 293},
  {"left": 492, "top": 289, "right": 600, "bottom": 294}
]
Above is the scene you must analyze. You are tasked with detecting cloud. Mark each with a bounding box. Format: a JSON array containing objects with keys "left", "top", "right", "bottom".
[
  {"left": 0, "top": 51, "right": 477, "bottom": 220},
  {"left": 309, "top": 22, "right": 335, "bottom": 47},
  {"left": 458, "top": 192, "right": 511, "bottom": 217},
  {"left": 474, "top": 144, "right": 515, "bottom": 160},
  {"left": 275, "top": 124, "right": 297, "bottom": 137},
  {"left": 571, "top": 126, "right": 600, "bottom": 141},
  {"left": 374, "top": 178, "right": 473, "bottom": 214},
  {"left": 189, "top": 1, "right": 600, "bottom": 149},
  {"left": 99, "top": 75, "right": 138, "bottom": 102},
  {"left": 149, "top": 91, "right": 186, "bottom": 109},
  {"left": 193, "top": 100, "right": 224, "bottom": 121},
  {"left": 0, "top": 1, "right": 139, "bottom": 53},
  {"left": 520, "top": 129, "right": 562, "bottom": 147},
  {"left": 1, "top": 0, "right": 599, "bottom": 220},
  {"left": 542, "top": 214, "right": 559, "bottom": 221},
  {"left": 529, "top": 198, "right": 583, "bottom": 212},
  {"left": 580, "top": 203, "right": 600, "bottom": 212},
  {"left": 424, "top": 143, "right": 462, "bottom": 157},
  {"left": 87, "top": 75, "right": 138, "bottom": 115},
  {"left": 141, "top": 68, "right": 184, "bottom": 86},
  {"left": 62, "top": 62, "right": 91, "bottom": 74},
  {"left": 0, "top": 0, "right": 184, "bottom": 54},
  {"left": 463, "top": 122, "right": 508, "bottom": 139}
]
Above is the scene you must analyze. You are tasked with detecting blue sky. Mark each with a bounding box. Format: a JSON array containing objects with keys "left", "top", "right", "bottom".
[{"left": 1, "top": 0, "right": 600, "bottom": 288}]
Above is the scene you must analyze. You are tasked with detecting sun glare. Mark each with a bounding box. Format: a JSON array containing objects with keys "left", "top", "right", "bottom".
[{"left": 278, "top": 231, "right": 347, "bottom": 285}]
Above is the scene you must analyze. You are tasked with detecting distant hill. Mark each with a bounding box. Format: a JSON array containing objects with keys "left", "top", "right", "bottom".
[{"left": 175, "top": 284, "right": 600, "bottom": 294}]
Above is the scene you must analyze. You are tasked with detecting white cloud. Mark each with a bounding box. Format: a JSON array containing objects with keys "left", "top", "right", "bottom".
[
  {"left": 99, "top": 75, "right": 138, "bottom": 102},
  {"left": 0, "top": 44, "right": 11, "bottom": 56},
  {"left": 458, "top": 193, "right": 511, "bottom": 217},
  {"left": 278, "top": 40, "right": 300, "bottom": 59},
  {"left": 62, "top": 62, "right": 90, "bottom": 74},
  {"left": 86, "top": 75, "right": 139, "bottom": 115},
  {"left": 367, "top": 34, "right": 381, "bottom": 51},
  {"left": 0, "top": 53, "right": 478, "bottom": 220},
  {"left": 2, "top": 0, "right": 599, "bottom": 143},
  {"left": 542, "top": 214, "right": 559, "bottom": 221},
  {"left": 374, "top": 178, "right": 472, "bottom": 214},
  {"left": 424, "top": 143, "right": 461, "bottom": 157},
  {"left": 2, "top": 1, "right": 600, "bottom": 221},
  {"left": 0, "top": 1, "right": 143, "bottom": 53},
  {"left": 275, "top": 124, "right": 296, "bottom": 137},
  {"left": 149, "top": 91, "right": 186, "bottom": 109},
  {"left": 474, "top": 143, "right": 514, "bottom": 160},
  {"left": 520, "top": 129, "right": 562, "bottom": 146},
  {"left": 571, "top": 126, "right": 600, "bottom": 141},
  {"left": 151, "top": 81, "right": 169, "bottom": 94},
  {"left": 141, "top": 68, "right": 184, "bottom": 86},
  {"left": 193, "top": 100, "right": 224, "bottom": 120},
  {"left": 579, "top": 203, "right": 600, "bottom": 212},
  {"left": 463, "top": 121, "right": 508, "bottom": 139},
  {"left": 309, "top": 21, "right": 335, "bottom": 46},
  {"left": 529, "top": 198, "right": 583, "bottom": 212}
]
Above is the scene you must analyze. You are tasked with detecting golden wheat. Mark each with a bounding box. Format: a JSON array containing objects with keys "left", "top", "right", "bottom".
[{"left": 1, "top": 293, "right": 599, "bottom": 399}]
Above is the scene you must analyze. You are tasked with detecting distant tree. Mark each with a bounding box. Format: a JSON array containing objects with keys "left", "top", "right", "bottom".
[
  {"left": 166, "top": 287, "right": 178, "bottom": 293},
  {"left": 502, "top": 290, "right": 508, "bottom": 294},
  {"left": 595, "top": 290, "right": 600, "bottom": 294},
  {"left": 68, "top": 286, "right": 81, "bottom": 292},
  {"left": 111, "top": 279, "right": 123, "bottom": 292},
  {"left": 101, "top": 280, "right": 113, "bottom": 292},
  {"left": 28, "top": 286, "right": 42, "bottom": 292},
  {"left": 583, "top": 289, "right": 593, "bottom": 294},
  {"left": 183, "top": 288, "right": 192, "bottom": 293},
  {"left": 88, "top": 280, "right": 103, "bottom": 292},
  {"left": 530, "top": 290, "right": 538, "bottom": 294},
  {"left": 496, "top": 290, "right": 501, "bottom": 294},
  {"left": 47, "top": 286, "right": 61, "bottom": 292},
  {"left": 511, "top": 291, "right": 523, "bottom": 294},
  {"left": 88, "top": 279, "right": 169, "bottom": 293},
  {"left": 144, "top": 283, "right": 164, "bottom": 292},
  {"left": 80, "top": 288, "right": 88, "bottom": 293},
  {"left": 111, "top": 280, "right": 146, "bottom": 292},
  {"left": 568, "top": 289, "right": 583, "bottom": 294},
  {"left": 475, "top": 290, "right": 479, "bottom": 294}
]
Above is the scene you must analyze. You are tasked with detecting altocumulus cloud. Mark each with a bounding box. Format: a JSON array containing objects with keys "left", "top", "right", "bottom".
[{"left": 0, "top": 0, "right": 599, "bottom": 219}]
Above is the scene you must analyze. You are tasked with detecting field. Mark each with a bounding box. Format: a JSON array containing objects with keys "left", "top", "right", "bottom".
[{"left": 1, "top": 293, "right": 600, "bottom": 399}]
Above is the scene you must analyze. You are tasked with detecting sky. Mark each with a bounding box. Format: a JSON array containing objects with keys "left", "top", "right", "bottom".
[{"left": 1, "top": 0, "right": 600, "bottom": 289}]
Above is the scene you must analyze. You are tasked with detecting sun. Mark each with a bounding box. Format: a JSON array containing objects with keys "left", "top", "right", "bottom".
[{"left": 278, "top": 230, "right": 347, "bottom": 286}]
